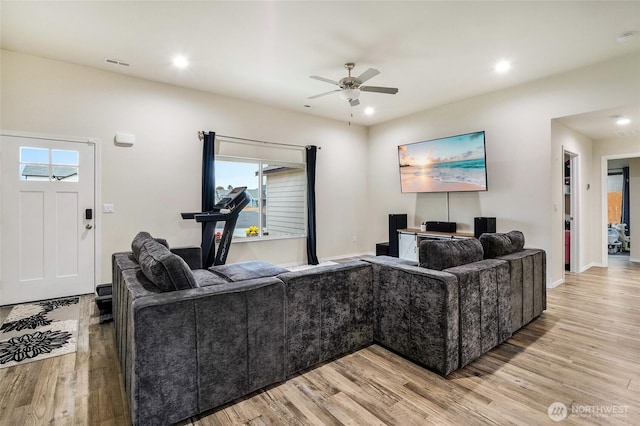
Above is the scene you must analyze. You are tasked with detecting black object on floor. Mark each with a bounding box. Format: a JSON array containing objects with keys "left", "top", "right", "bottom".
[
  {"left": 376, "top": 242, "right": 389, "bottom": 256},
  {"left": 95, "top": 283, "right": 113, "bottom": 324}
]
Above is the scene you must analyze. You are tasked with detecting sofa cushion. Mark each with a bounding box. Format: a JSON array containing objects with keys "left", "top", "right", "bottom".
[
  {"left": 131, "top": 231, "right": 169, "bottom": 262},
  {"left": 192, "top": 269, "right": 230, "bottom": 287},
  {"left": 210, "top": 260, "right": 288, "bottom": 282},
  {"left": 479, "top": 230, "right": 525, "bottom": 259},
  {"left": 444, "top": 259, "right": 511, "bottom": 366},
  {"left": 138, "top": 239, "right": 197, "bottom": 292},
  {"left": 277, "top": 261, "right": 374, "bottom": 375},
  {"left": 419, "top": 238, "right": 484, "bottom": 271}
]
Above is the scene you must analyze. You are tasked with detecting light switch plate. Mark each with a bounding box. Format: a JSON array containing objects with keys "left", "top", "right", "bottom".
[{"left": 103, "top": 204, "right": 114, "bottom": 213}]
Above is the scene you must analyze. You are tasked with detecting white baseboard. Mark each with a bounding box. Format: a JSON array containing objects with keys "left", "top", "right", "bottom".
[
  {"left": 630, "top": 257, "right": 640, "bottom": 263},
  {"left": 579, "top": 262, "right": 598, "bottom": 272},
  {"left": 548, "top": 278, "right": 564, "bottom": 289}
]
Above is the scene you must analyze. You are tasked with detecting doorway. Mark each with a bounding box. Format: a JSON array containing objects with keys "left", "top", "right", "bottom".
[
  {"left": 1, "top": 132, "right": 96, "bottom": 305},
  {"left": 563, "top": 150, "right": 579, "bottom": 273},
  {"left": 606, "top": 159, "right": 631, "bottom": 259},
  {"left": 601, "top": 153, "right": 639, "bottom": 267}
]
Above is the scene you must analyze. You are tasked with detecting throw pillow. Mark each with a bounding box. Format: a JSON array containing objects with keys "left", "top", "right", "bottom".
[
  {"left": 138, "top": 239, "right": 197, "bottom": 292},
  {"left": 131, "top": 231, "right": 169, "bottom": 262},
  {"left": 479, "top": 230, "right": 525, "bottom": 258},
  {"left": 419, "top": 238, "right": 484, "bottom": 271}
]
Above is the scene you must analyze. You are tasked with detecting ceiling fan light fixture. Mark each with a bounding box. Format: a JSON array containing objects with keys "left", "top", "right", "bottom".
[
  {"left": 339, "top": 88, "right": 360, "bottom": 101},
  {"left": 309, "top": 63, "right": 396, "bottom": 109}
]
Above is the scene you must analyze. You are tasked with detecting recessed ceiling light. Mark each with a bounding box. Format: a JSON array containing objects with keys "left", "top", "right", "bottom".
[
  {"left": 616, "top": 116, "right": 631, "bottom": 126},
  {"left": 495, "top": 60, "right": 511, "bottom": 73},
  {"left": 173, "top": 55, "right": 189, "bottom": 68},
  {"left": 364, "top": 107, "right": 375, "bottom": 115}
]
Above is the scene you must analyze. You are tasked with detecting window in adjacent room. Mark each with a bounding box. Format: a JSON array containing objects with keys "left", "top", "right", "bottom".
[
  {"left": 607, "top": 171, "right": 623, "bottom": 224},
  {"left": 215, "top": 157, "right": 306, "bottom": 240}
]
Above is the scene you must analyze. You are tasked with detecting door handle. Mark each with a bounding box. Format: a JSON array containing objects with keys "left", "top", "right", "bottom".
[{"left": 86, "top": 224, "right": 93, "bottom": 230}]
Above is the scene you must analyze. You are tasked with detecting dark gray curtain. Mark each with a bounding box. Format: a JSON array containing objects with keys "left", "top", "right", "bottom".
[
  {"left": 202, "top": 132, "right": 216, "bottom": 232},
  {"left": 305, "top": 145, "right": 319, "bottom": 265},
  {"left": 622, "top": 166, "right": 630, "bottom": 235}
]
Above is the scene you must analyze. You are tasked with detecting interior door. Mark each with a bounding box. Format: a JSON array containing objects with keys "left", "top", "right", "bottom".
[{"left": 1, "top": 134, "right": 95, "bottom": 305}]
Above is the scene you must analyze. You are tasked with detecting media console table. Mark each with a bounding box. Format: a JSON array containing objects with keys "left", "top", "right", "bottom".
[{"left": 397, "top": 228, "right": 474, "bottom": 261}]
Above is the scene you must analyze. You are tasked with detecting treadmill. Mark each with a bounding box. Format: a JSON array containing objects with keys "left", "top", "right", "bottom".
[{"left": 181, "top": 186, "right": 250, "bottom": 267}]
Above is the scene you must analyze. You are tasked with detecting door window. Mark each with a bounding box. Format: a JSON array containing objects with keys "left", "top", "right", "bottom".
[{"left": 20, "top": 147, "right": 79, "bottom": 182}]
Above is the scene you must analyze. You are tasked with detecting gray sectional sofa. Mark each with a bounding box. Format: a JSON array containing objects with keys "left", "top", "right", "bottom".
[
  {"left": 112, "top": 231, "right": 545, "bottom": 426},
  {"left": 479, "top": 230, "right": 547, "bottom": 333}
]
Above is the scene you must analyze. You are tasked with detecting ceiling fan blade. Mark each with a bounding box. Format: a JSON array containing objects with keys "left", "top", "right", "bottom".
[
  {"left": 360, "top": 85, "right": 399, "bottom": 95},
  {"left": 355, "top": 68, "right": 380, "bottom": 84},
  {"left": 310, "top": 75, "right": 340, "bottom": 86},
  {"left": 308, "top": 89, "right": 341, "bottom": 99},
  {"left": 349, "top": 98, "right": 360, "bottom": 107}
]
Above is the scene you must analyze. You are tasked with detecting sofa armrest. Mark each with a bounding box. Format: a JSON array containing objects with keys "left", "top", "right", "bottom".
[
  {"left": 496, "top": 248, "right": 546, "bottom": 331},
  {"left": 128, "top": 277, "right": 285, "bottom": 425},
  {"left": 364, "top": 257, "right": 460, "bottom": 376},
  {"left": 444, "top": 259, "right": 511, "bottom": 367},
  {"left": 170, "top": 246, "right": 202, "bottom": 269},
  {"left": 277, "top": 260, "right": 374, "bottom": 376}
]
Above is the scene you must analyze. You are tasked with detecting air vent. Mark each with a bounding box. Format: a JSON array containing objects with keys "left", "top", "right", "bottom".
[
  {"left": 615, "top": 129, "right": 640, "bottom": 137},
  {"left": 104, "top": 57, "right": 130, "bottom": 67}
]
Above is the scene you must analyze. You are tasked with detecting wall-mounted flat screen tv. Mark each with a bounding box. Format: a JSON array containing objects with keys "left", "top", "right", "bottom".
[{"left": 398, "top": 131, "right": 488, "bottom": 193}]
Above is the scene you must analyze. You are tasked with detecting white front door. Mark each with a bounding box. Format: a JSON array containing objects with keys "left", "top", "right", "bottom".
[{"left": 1, "top": 134, "right": 95, "bottom": 305}]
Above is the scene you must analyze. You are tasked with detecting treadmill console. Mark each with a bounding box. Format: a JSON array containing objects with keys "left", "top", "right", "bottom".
[{"left": 181, "top": 186, "right": 250, "bottom": 267}]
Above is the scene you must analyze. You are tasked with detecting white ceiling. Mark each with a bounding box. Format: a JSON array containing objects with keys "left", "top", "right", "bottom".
[
  {"left": 556, "top": 104, "right": 640, "bottom": 141},
  {"left": 1, "top": 1, "right": 639, "bottom": 127}
]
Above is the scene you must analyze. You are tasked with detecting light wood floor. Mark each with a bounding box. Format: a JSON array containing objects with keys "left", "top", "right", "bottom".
[{"left": 1, "top": 256, "right": 638, "bottom": 425}]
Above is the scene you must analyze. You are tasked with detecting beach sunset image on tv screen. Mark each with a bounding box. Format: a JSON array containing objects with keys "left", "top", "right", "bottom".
[{"left": 398, "top": 131, "right": 487, "bottom": 193}]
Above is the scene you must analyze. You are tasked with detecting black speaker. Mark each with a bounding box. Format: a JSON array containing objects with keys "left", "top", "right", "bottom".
[
  {"left": 376, "top": 242, "right": 389, "bottom": 256},
  {"left": 388, "top": 214, "right": 407, "bottom": 257},
  {"left": 425, "top": 221, "right": 457, "bottom": 233},
  {"left": 474, "top": 217, "right": 496, "bottom": 238}
]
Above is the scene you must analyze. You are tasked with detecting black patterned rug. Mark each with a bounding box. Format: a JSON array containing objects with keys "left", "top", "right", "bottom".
[{"left": 0, "top": 296, "right": 79, "bottom": 368}]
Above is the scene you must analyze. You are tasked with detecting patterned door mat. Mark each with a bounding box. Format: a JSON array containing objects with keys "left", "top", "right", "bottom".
[{"left": 0, "top": 296, "right": 79, "bottom": 368}]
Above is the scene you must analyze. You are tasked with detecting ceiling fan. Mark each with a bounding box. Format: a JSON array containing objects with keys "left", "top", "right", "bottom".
[{"left": 309, "top": 62, "right": 398, "bottom": 106}]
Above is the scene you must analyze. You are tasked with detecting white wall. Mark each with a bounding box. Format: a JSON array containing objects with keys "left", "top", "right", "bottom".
[
  {"left": 367, "top": 53, "right": 640, "bottom": 287},
  {"left": 0, "top": 50, "right": 369, "bottom": 284},
  {"left": 592, "top": 137, "right": 640, "bottom": 265},
  {"left": 2, "top": 49, "right": 639, "bottom": 288},
  {"left": 550, "top": 121, "right": 595, "bottom": 272}
]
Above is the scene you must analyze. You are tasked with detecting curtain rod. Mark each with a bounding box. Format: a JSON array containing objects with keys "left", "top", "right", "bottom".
[{"left": 198, "top": 131, "right": 320, "bottom": 150}]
